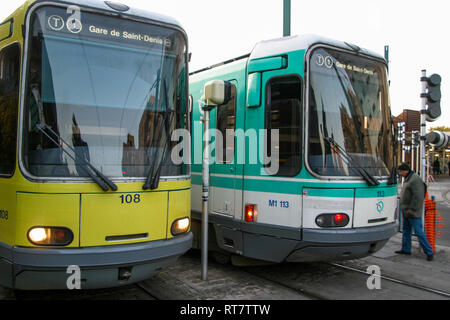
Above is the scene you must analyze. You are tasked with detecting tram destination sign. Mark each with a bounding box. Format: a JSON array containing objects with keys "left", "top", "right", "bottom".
[
  {"left": 43, "top": 6, "right": 174, "bottom": 51},
  {"left": 314, "top": 53, "right": 375, "bottom": 75}
]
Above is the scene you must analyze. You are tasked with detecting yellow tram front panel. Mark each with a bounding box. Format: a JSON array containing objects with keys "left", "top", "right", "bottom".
[
  {"left": 80, "top": 191, "right": 168, "bottom": 247},
  {"left": 13, "top": 180, "right": 191, "bottom": 248},
  {"left": 16, "top": 193, "right": 80, "bottom": 248}
]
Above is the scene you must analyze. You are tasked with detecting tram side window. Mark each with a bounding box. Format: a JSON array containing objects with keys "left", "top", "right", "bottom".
[
  {"left": 0, "top": 44, "right": 19, "bottom": 176},
  {"left": 265, "top": 75, "right": 302, "bottom": 176},
  {"left": 216, "top": 84, "right": 236, "bottom": 163}
]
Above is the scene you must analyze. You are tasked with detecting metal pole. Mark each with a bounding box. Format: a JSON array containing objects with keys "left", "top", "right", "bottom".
[
  {"left": 201, "top": 109, "right": 210, "bottom": 281},
  {"left": 411, "top": 141, "right": 415, "bottom": 172},
  {"left": 384, "top": 45, "right": 389, "bottom": 69},
  {"left": 397, "top": 123, "right": 402, "bottom": 164},
  {"left": 397, "top": 122, "right": 403, "bottom": 163},
  {"left": 420, "top": 70, "right": 427, "bottom": 181},
  {"left": 398, "top": 122, "right": 405, "bottom": 163},
  {"left": 283, "top": 0, "right": 291, "bottom": 37},
  {"left": 416, "top": 144, "right": 420, "bottom": 173},
  {"left": 401, "top": 124, "right": 406, "bottom": 164}
]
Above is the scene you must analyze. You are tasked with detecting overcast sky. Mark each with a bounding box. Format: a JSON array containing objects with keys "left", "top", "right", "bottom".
[{"left": 1, "top": 0, "right": 448, "bottom": 129}]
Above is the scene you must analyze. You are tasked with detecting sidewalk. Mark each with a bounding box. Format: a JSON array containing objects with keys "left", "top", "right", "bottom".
[{"left": 356, "top": 231, "right": 450, "bottom": 294}]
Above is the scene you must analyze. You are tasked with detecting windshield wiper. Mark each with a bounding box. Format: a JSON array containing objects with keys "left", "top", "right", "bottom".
[
  {"left": 143, "top": 80, "right": 174, "bottom": 190},
  {"left": 324, "top": 137, "right": 380, "bottom": 187},
  {"left": 35, "top": 123, "right": 118, "bottom": 192}
]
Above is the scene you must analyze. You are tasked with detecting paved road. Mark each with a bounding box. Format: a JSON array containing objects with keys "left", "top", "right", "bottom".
[{"left": 3, "top": 234, "right": 449, "bottom": 301}]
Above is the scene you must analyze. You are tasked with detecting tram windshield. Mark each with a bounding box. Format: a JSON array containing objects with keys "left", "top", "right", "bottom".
[
  {"left": 308, "top": 47, "right": 393, "bottom": 177},
  {"left": 22, "top": 6, "right": 187, "bottom": 179}
]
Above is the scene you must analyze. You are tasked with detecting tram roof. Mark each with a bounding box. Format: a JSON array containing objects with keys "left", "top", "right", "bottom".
[
  {"left": 250, "top": 34, "right": 385, "bottom": 62},
  {"left": 191, "top": 33, "right": 386, "bottom": 77},
  {"left": 3, "top": 0, "right": 185, "bottom": 32}
]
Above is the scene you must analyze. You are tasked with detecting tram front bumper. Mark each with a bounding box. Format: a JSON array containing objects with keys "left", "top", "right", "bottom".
[
  {"left": 238, "top": 222, "right": 396, "bottom": 263},
  {"left": 286, "top": 223, "right": 397, "bottom": 262},
  {"left": 0, "top": 232, "right": 192, "bottom": 290}
]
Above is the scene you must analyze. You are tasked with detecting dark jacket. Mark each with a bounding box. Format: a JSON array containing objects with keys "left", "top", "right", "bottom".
[{"left": 400, "top": 171, "right": 426, "bottom": 219}]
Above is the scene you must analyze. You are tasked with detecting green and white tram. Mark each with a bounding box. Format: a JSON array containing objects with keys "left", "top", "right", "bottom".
[{"left": 190, "top": 34, "right": 397, "bottom": 263}]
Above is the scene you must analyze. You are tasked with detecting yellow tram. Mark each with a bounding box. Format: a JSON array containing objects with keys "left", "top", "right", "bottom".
[{"left": 0, "top": 0, "right": 191, "bottom": 289}]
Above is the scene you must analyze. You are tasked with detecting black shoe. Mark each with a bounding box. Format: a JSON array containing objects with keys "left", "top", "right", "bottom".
[
  {"left": 395, "top": 250, "right": 411, "bottom": 255},
  {"left": 427, "top": 255, "right": 433, "bottom": 261}
]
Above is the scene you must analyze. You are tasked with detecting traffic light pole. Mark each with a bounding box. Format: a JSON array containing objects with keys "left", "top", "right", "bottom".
[{"left": 420, "top": 70, "right": 427, "bottom": 182}]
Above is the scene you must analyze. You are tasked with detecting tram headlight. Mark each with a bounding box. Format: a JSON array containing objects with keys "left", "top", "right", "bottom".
[
  {"left": 27, "top": 226, "right": 74, "bottom": 246},
  {"left": 315, "top": 213, "right": 349, "bottom": 228},
  {"left": 28, "top": 227, "right": 47, "bottom": 243},
  {"left": 171, "top": 217, "right": 190, "bottom": 236}
]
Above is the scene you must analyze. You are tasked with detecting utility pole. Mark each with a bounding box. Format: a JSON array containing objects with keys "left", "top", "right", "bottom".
[
  {"left": 384, "top": 45, "right": 389, "bottom": 70},
  {"left": 283, "top": 0, "right": 291, "bottom": 37}
]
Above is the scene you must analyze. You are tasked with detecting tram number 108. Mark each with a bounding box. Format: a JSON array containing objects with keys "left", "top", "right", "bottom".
[{"left": 120, "top": 194, "right": 141, "bottom": 204}]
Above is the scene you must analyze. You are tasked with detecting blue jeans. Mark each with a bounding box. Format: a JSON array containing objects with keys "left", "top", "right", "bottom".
[{"left": 401, "top": 217, "right": 434, "bottom": 256}]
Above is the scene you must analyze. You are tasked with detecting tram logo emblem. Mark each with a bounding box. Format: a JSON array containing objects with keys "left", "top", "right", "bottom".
[
  {"left": 48, "top": 15, "right": 65, "bottom": 31},
  {"left": 376, "top": 201, "right": 384, "bottom": 214},
  {"left": 67, "top": 18, "right": 82, "bottom": 34},
  {"left": 315, "top": 54, "right": 334, "bottom": 68}
]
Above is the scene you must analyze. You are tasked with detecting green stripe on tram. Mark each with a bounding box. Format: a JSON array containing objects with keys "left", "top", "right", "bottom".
[{"left": 192, "top": 172, "right": 397, "bottom": 198}]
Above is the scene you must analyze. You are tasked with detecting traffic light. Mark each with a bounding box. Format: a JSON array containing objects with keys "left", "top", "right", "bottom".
[
  {"left": 426, "top": 131, "right": 449, "bottom": 148},
  {"left": 421, "top": 73, "right": 441, "bottom": 122}
]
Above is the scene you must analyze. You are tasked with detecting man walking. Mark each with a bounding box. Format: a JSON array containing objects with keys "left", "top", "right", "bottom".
[{"left": 396, "top": 162, "right": 434, "bottom": 261}]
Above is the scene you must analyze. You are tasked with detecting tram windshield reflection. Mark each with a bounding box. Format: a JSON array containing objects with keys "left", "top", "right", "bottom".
[
  {"left": 23, "top": 6, "right": 188, "bottom": 179},
  {"left": 308, "top": 48, "right": 394, "bottom": 177}
]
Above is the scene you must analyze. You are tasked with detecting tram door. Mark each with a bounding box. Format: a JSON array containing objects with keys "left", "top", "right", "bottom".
[{"left": 210, "top": 81, "right": 238, "bottom": 217}]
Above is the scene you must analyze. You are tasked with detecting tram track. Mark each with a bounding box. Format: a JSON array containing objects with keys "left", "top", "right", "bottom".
[
  {"left": 237, "top": 257, "right": 450, "bottom": 300},
  {"left": 239, "top": 268, "right": 328, "bottom": 300},
  {"left": 328, "top": 262, "right": 450, "bottom": 299}
]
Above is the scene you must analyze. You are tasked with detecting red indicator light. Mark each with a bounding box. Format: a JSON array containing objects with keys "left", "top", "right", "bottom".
[
  {"left": 334, "top": 214, "right": 346, "bottom": 225},
  {"left": 316, "top": 213, "right": 349, "bottom": 228},
  {"left": 245, "top": 204, "right": 257, "bottom": 222}
]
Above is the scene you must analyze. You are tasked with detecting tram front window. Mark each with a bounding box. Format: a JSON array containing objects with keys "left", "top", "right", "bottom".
[
  {"left": 308, "top": 48, "right": 393, "bottom": 177},
  {"left": 23, "top": 6, "right": 187, "bottom": 179}
]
